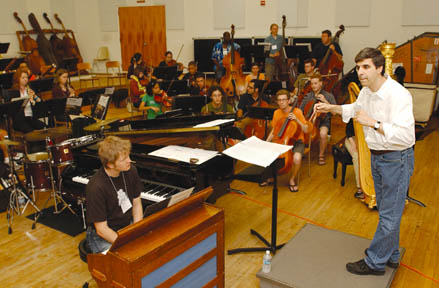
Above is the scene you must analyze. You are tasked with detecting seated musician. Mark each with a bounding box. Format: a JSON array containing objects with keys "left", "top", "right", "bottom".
[
  {"left": 190, "top": 73, "right": 208, "bottom": 96},
  {"left": 201, "top": 86, "right": 234, "bottom": 115},
  {"left": 179, "top": 61, "right": 198, "bottom": 87},
  {"left": 261, "top": 89, "right": 309, "bottom": 192},
  {"left": 10, "top": 68, "right": 45, "bottom": 133},
  {"left": 292, "top": 58, "right": 315, "bottom": 97},
  {"left": 86, "top": 136, "right": 143, "bottom": 253},
  {"left": 127, "top": 52, "right": 143, "bottom": 79},
  {"left": 244, "top": 63, "right": 265, "bottom": 90},
  {"left": 299, "top": 73, "right": 336, "bottom": 165},
  {"left": 52, "top": 69, "right": 79, "bottom": 122},
  {"left": 235, "top": 79, "right": 265, "bottom": 134},
  {"left": 159, "top": 51, "right": 183, "bottom": 77},
  {"left": 139, "top": 79, "right": 163, "bottom": 119},
  {"left": 19, "top": 62, "right": 38, "bottom": 81},
  {"left": 129, "top": 66, "right": 147, "bottom": 108},
  {"left": 311, "top": 29, "right": 343, "bottom": 67},
  {"left": 211, "top": 31, "right": 241, "bottom": 83}
]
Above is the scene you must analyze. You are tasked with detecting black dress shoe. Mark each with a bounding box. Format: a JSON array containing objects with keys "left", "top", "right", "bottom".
[
  {"left": 365, "top": 249, "right": 400, "bottom": 268},
  {"left": 346, "top": 259, "right": 385, "bottom": 275}
]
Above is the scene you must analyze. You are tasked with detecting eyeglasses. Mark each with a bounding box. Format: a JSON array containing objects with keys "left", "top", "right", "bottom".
[{"left": 277, "top": 98, "right": 288, "bottom": 102}]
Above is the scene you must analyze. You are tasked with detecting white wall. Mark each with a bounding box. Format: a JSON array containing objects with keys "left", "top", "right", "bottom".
[{"left": 1, "top": 0, "right": 439, "bottom": 73}]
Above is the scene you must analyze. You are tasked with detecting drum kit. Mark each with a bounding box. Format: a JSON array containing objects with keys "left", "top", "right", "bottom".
[{"left": 5, "top": 126, "right": 101, "bottom": 234}]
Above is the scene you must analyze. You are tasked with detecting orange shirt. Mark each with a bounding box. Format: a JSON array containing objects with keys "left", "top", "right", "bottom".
[{"left": 271, "top": 107, "right": 307, "bottom": 143}]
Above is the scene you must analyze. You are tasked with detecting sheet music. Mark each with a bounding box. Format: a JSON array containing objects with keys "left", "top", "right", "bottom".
[
  {"left": 69, "top": 115, "right": 86, "bottom": 120},
  {"left": 168, "top": 187, "right": 194, "bottom": 207},
  {"left": 193, "top": 118, "right": 235, "bottom": 128},
  {"left": 66, "top": 97, "right": 82, "bottom": 107},
  {"left": 104, "top": 87, "right": 115, "bottom": 95},
  {"left": 148, "top": 145, "right": 218, "bottom": 165},
  {"left": 222, "top": 136, "right": 293, "bottom": 167}
]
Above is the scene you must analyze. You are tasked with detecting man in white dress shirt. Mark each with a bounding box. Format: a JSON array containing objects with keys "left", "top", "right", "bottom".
[{"left": 315, "top": 47, "right": 415, "bottom": 275}]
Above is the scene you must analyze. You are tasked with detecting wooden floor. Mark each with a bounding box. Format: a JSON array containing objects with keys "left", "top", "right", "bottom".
[{"left": 0, "top": 81, "right": 438, "bottom": 287}]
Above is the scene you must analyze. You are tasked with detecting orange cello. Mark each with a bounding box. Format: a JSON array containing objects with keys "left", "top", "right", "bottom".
[
  {"left": 220, "top": 24, "right": 246, "bottom": 104},
  {"left": 271, "top": 97, "right": 312, "bottom": 175}
]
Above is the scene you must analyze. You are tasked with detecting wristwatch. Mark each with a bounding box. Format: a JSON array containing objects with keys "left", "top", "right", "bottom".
[{"left": 374, "top": 121, "right": 381, "bottom": 130}]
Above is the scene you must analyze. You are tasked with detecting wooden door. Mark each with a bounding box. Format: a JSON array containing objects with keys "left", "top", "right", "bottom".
[{"left": 119, "top": 6, "right": 167, "bottom": 71}]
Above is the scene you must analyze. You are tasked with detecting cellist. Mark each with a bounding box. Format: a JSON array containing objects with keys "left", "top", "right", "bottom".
[
  {"left": 299, "top": 73, "right": 336, "bottom": 166},
  {"left": 291, "top": 58, "right": 316, "bottom": 98},
  {"left": 260, "top": 89, "right": 310, "bottom": 193},
  {"left": 311, "top": 29, "right": 343, "bottom": 67}
]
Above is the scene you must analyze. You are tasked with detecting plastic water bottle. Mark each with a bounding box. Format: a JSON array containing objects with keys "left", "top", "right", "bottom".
[{"left": 262, "top": 250, "right": 272, "bottom": 273}]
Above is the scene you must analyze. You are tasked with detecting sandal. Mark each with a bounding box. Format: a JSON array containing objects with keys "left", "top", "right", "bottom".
[
  {"left": 259, "top": 179, "right": 274, "bottom": 187},
  {"left": 318, "top": 156, "right": 326, "bottom": 165},
  {"left": 289, "top": 184, "right": 299, "bottom": 192}
]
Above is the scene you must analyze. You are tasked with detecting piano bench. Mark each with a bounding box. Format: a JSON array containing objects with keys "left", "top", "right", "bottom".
[
  {"left": 332, "top": 138, "right": 353, "bottom": 187},
  {"left": 78, "top": 238, "right": 92, "bottom": 263}
]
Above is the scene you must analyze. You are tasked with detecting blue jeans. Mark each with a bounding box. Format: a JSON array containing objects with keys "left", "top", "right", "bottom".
[
  {"left": 364, "top": 147, "right": 414, "bottom": 271},
  {"left": 86, "top": 226, "right": 112, "bottom": 254}
]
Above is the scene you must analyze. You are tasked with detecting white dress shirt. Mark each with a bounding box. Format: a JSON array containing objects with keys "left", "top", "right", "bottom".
[
  {"left": 20, "top": 89, "right": 33, "bottom": 117},
  {"left": 341, "top": 76, "right": 415, "bottom": 151}
]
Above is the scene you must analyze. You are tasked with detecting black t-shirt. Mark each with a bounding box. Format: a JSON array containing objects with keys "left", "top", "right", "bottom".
[
  {"left": 346, "top": 119, "right": 355, "bottom": 138},
  {"left": 86, "top": 166, "right": 143, "bottom": 231},
  {"left": 311, "top": 42, "right": 343, "bottom": 67},
  {"left": 237, "top": 93, "right": 260, "bottom": 115}
]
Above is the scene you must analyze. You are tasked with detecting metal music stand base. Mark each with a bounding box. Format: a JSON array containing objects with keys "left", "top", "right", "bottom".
[{"left": 228, "top": 160, "right": 285, "bottom": 255}]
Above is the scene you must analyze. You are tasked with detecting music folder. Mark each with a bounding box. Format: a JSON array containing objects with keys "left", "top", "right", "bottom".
[{"left": 143, "top": 187, "right": 195, "bottom": 217}]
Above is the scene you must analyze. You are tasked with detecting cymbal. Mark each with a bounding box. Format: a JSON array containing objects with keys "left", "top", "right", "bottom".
[
  {"left": 0, "top": 139, "right": 21, "bottom": 146},
  {"left": 24, "top": 127, "right": 72, "bottom": 142},
  {"left": 84, "top": 118, "right": 119, "bottom": 132}
]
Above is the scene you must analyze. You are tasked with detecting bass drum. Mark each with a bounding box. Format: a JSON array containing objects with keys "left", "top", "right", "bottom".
[{"left": 25, "top": 152, "right": 51, "bottom": 192}]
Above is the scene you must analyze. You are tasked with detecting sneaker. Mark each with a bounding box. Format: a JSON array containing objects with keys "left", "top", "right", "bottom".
[
  {"left": 346, "top": 259, "right": 385, "bottom": 275},
  {"left": 364, "top": 249, "right": 399, "bottom": 268}
]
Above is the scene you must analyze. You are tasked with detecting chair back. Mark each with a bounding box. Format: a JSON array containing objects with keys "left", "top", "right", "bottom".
[
  {"left": 96, "top": 47, "right": 109, "bottom": 61},
  {"left": 77, "top": 62, "right": 92, "bottom": 71}
]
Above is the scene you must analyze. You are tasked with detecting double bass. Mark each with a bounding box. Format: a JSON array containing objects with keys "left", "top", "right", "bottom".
[
  {"left": 275, "top": 15, "right": 295, "bottom": 89},
  {"left": 42, "top": 13, "right": 65, "bottom": 64},
  {"left": 319, "top": 25, "right": 345, "bottom": 93},
  {"left": 54, "top": 13, "right": 83, "bottom": 63},
  {"left": 13, "top": 12, "right": 45, "bottom": 75},
  {"left": 28, "top": 13, "right": 58, "bottom": 66},
  {"left": 220, "top": 25, "right": 246, "bottom": 104}
]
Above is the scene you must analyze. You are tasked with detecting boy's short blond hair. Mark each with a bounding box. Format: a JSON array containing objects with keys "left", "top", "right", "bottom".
[{"left": 98, "top": 136, "right": 131, "bottom": 167}]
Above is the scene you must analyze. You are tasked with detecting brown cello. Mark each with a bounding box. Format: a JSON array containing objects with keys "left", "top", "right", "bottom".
[
  {"left": 54, "top": 13, "right": 83, "bottom": 63},
  {"left": 13, "top": 12, "right": 45, "bottom": 75},
  {"left": 271, "top": 96, "right": 308, "bottom": 174},
  {"left": 318, "top": 25, "right": 345, "bottom": 93},
  {"left": 220, "top": 25, "right": 246, "bottom": 105}
]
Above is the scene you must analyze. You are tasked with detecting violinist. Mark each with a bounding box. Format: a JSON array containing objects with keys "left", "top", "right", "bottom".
[
  {"left": 260, "top": 90, "right": 309, "bottom": 192},
  {"left": 138, "top": 79, "right": 162, "bottom": 119},
  {"left": 159, "top": 51, "right": 183, "bottom": 77},
  {"left": 264, "top": 23, "right": 284, "bottom": 81},
  {"left": 299, "top": 73, "right": 336, "bottom": 165},
  {"left": 311, "top": 30, "right": 343, "bottom": 67},
  {"left": 129, "top": 66, "right": 147, "bottom": 108},
  {"left": 292, "top": 58, "right": 315, "bottom": 97},
  {"left": 211, "top": 31, "right": 241, "bottom": 83},
  {"left": 127, "top": 52, "right": 143, "bottom": 79},
  {"left": 244, "top": 63, "right": 265, "bottom": 90},
  {"left": 190, "top": 73, "right": 208, "bottom": 96},
  {"left": 149, "top": 79, "right": 171, "bottom": 111},
  {"left": 10, "top": 68, "right": 45, "bottom": 133},
  {"left": 179, "top": 61, "right": 198, "bottom": 87},
  {"left": 201, "top": 86, "right": 234, "bottom": 115}
]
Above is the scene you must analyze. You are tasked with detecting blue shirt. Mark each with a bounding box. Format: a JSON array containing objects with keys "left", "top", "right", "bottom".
[
  {"left": 211, "top": 41, "right": 241, "bottom": 70},
  {"left": 264, "top": 34, "right": 284, "bottom": 64}
]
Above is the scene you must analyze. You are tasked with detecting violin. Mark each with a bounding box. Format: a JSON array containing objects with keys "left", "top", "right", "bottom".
[{"left": 154, "top": 90, "right": 172, "bottom": 112}]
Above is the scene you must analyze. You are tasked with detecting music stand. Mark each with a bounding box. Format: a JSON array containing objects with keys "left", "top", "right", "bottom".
[
  {"left": 172, "top": 95, "right": 207, "bottom": 115},
  {"left": 284, "top": 45, "right": 311, "bottom": 73},
  {"left": 0, "top": 57, "right": 25, "bottom": 71},
  {"left": 0, "top": 73, "right": 14, "bottom": 100},
  {"left": 32, "top": 101, "right": 50, "bottom": 125},
  {"left": 161, "top": 80, "right": 189, "bottom": 96},
  {"left": 29, "top": 77, "right": 54, "bottom": 94},
  {"left": 0, "top": 43, "right": 9, "bottom": 57},
  {"left": 91, "top": 94, "right": 111, "bottom": 120},
  {"left": 153, "top": 65, "right": 178, "bottom": 81},
  {"left": 248, "top": 106, "right": 276, "bottom": 139},
  {"left": 264, "top": 81, "right": 283, "bottom": 98},
  {"left": 242, "top": 45, "right": 266, "bottom": 70}
]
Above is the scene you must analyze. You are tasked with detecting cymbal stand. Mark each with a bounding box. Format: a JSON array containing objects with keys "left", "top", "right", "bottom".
[{"left": 6, "top": 145, "right": 41, "bottom": 234}]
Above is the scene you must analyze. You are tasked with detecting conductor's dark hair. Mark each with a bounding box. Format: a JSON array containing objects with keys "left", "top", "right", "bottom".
[{"left": 355, "top": 48, "right": 385, "bottom": 75}]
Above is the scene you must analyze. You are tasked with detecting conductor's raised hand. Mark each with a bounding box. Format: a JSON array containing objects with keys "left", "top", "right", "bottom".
[{"left": 314, "top": 102, "right": 331, "bottom": 114}]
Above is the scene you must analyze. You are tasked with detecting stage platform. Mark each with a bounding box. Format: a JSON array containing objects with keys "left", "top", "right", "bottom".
[{"left": 257, "top": 224, "right": 404, "bottom": 288}]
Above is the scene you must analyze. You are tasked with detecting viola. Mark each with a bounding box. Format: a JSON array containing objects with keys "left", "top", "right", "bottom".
[{"left": 220, "top": 24, "right": 246, "bottom": 105}]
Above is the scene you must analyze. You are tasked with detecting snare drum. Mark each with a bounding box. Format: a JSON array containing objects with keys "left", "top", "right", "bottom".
[
  {"left": 49, "top": 140, "right": 73, "bottom": 165},
  {"left": 72, "top": 135, "right": 97, "bottom": 148},
  {"left": 25, "top": 152, "right": 51, "bottom": 192}
]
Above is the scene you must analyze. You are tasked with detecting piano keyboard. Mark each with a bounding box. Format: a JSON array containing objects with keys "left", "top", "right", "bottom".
[{"left": 71, "top": 175, "right": 184, "bottom": 203}]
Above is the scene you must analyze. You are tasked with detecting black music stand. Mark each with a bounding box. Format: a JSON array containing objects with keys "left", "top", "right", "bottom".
[
  {"left": 248, "top": 106, "right": 276, "bottom": 139},
  {"left": 32, "top": 101, "right": 50, "bottom": 125},
  {"left": 153, "top": 65, "right": 178, "bottom": 81},
  {"left": 0, "top": 57, "right": 25, "bottom": 71},
  {"left": 0, "top": 43, "right": 9, "bottom": 55},
  {"left": 0, "top": 73, "right": 14, "bottom": 101},
  {"left": 29, "top": 77, "right": 54, "bottom": 94},
  {"left": 161, "top": 80, "right": 189, "bottom": 96},
  {"left": 228, "top": 157, "right": 285, "bottom": 255},
  {"left": 242, "top": 45, "right": 266, "bottom": 71},
  {"left": 264, "top": 81, "right": 283, "bottom": 98},
  {"left": 172, "top": 95, "right": 207, "bottom": 114},
  {"left": 0, "top": 99, "right": 25, "bottom": 138},
  {"left": 284, "top": 46, "right": 309, "bottom": 73}
]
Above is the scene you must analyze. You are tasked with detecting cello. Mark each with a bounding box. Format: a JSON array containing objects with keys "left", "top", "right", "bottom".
[
  {"left": 318, "top": 25, "right": 345, "bottom": 93},
  {"left": 243, "top": 80, "right": 270, "bottom": 139},
  {"left": 13, "top": 12, "right": 45, "bottom": 75},
  {"left": 220, "top": 25, "right": 246, "bottom": 105}
]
